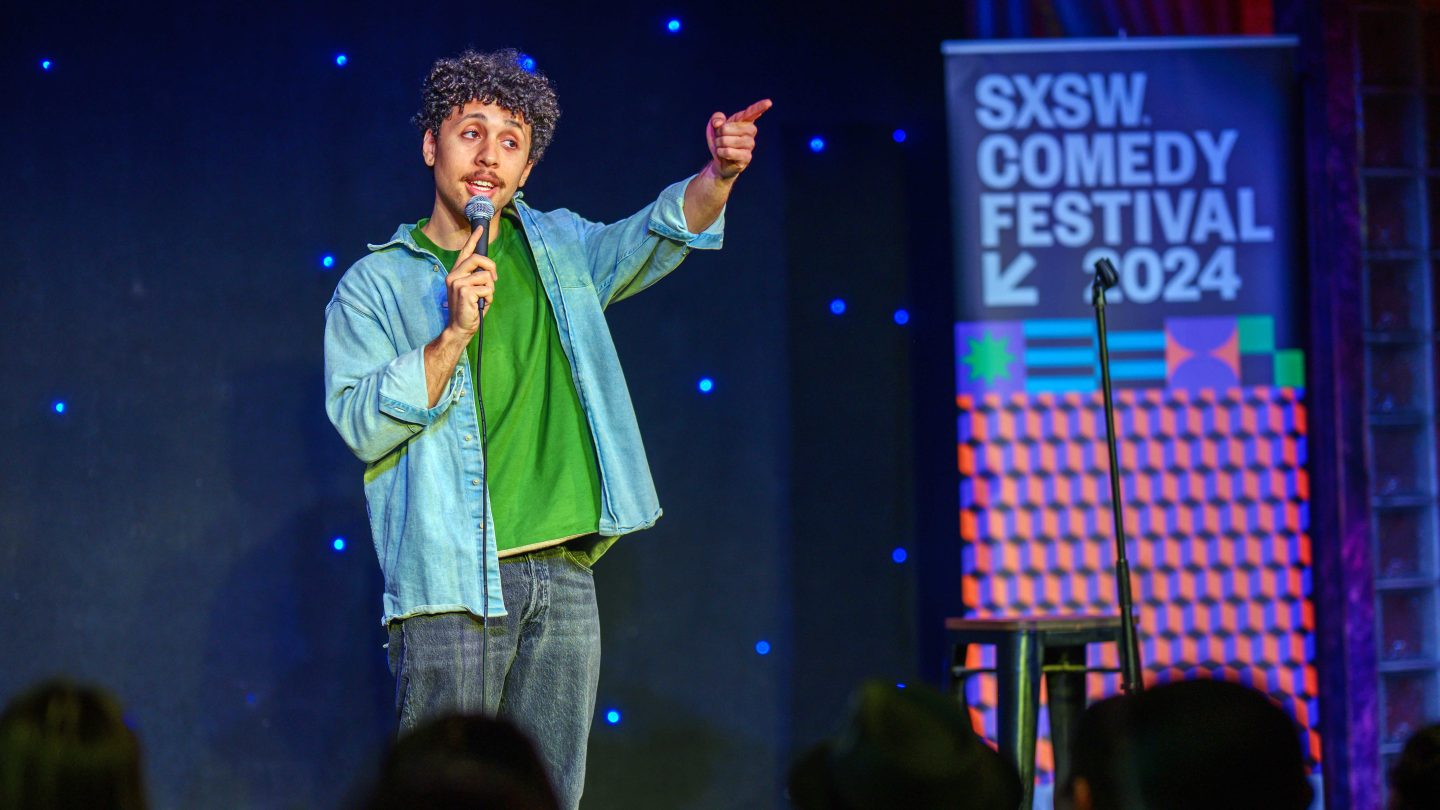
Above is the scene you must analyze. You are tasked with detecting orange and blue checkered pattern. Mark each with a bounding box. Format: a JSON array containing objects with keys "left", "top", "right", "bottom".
[{"left": 956, "top": 317, "right": 1319, "bottom": 781}]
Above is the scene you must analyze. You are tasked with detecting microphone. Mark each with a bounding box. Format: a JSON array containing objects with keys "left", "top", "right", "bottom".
[
  {"left": 1093, "top": 256, "right": 1120, "bottom": 290},
  {"left": 464, "top": 195, "right": 496, "bottom": 314},
  {"left": 465, "top": 195, "right": 496, "bottom": 258}
]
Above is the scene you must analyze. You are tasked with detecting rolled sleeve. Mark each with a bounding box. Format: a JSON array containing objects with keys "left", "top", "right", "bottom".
[
  {"left": 648, "top": 176, "right": 725, "bottom": 249},
  {"left": 325, "top": 295, "right": 458, "bottom": 463},
  {"left": 377, "top": 344, "right": 457, "bottom": 425}
]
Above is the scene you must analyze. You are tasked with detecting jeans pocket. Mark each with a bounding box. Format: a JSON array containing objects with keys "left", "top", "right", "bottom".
[
  {"left": 394, "top": 622, "right": 414, "bottom": 730},
  {"left": 561, "top": 549, "right": 595, "bottom": 576}
]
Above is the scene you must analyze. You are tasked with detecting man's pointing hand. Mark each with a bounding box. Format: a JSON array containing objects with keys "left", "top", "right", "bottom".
[{"left": 705, "top": 99, "right": 772, "bottom": 180}]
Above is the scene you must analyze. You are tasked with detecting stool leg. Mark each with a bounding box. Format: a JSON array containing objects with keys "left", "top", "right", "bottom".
[
  {"left": 950, "top": 642, "right": 977, "bottom": 729},
  {"left": 995, "top": 630, "right": 1040, "bottom": 809},
  {"left": 1045, "top": 644, "right": 1087, "bottom": 810}
]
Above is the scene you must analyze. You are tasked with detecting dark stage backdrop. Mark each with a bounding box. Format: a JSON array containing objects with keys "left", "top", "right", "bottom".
[{"left": 0, "top": 2, "right": 971, "bottom": 808}]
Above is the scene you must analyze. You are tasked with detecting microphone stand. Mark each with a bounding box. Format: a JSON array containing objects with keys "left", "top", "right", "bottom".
[{"left": 1092, "top": 257, "right": 1144, "bottom": 694}]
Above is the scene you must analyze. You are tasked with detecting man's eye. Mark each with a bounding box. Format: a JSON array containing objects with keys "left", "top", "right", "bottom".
[
  {"left": 503, "top": 139, "right": 518, "bottom": 148},
  {"left": 463, "top": 130, "right": 479, "bottom": 139}
]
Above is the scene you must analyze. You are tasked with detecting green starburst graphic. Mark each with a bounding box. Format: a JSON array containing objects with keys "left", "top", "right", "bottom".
[{"left": 962, "top": 331, "right": 1015, "bottom": 384}]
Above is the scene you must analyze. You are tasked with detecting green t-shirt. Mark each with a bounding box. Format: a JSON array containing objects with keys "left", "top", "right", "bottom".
[{"left": 412, "top": 212, "right": 606, "bottom": 560}]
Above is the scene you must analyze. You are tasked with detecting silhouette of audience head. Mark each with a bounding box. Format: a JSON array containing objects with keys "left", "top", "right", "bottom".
[
  {"left": 0, "top": 678, "right": 148, "bottom": 810},
  {"left": 362, "top": 713, "right": 559, "bottom": 810},
  {"left": 1389, "top": 723, "right": 1440, "bottom": 810},
  {"left": 788, "top": 679, "right": 1021, "bottom": 809},
  {"left": 1066, "top": 677, "right": 1313, "bottom": 810}
]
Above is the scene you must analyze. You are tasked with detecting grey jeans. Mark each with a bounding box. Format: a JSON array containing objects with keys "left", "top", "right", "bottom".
[{"left": 387, "top": 546, "right": 602, "bottom": 809}]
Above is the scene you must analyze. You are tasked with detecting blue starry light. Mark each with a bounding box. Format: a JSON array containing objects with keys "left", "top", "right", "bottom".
[
  {"left": 892, "top": 129, "right": 907, "bottom": 143},
  {"left": 892, "top": 547, "right": 908, "bottom": 564},
  {"left": 52, "top": 401, "right": 66, "bottom": 414},
  {"left": 667, "top": 18, "right": 682, "bottom": 33},
  {"left": 697, "top": 377, "right": 714, "bottom": 394},
  {"left": 335, "top": 54, "right": 348, "bottom": 67},
  {"left": 829, "top": 298, "right": 846, "bottom": 315},
  {"left": 332, "top": 537, "right": 347, "bottom": 552},
  {"left": 755, "top": 640, "right": 771, "bottom": 655},
  {"left": 519, "top": 54, "right": 536, "bottom": 72},
  {"left": 893, "top": 308, "right": 910, "bottom": 325},
  {"left": 605, "top": 709, "right": 621, "bottom": 725},
  {"left": 41, "top": 59, "right": 52, "bottom": 71},
  {"left": 809, "top": 136, "right": 826, "bottom": 153},
  {"left": 322, "top": 254, "right": 335, "bottom": 269}
]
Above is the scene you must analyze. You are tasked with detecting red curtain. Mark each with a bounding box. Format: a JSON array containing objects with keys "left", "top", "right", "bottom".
[{"left": 970, "top": 0, "right": 1274, "bottom": 38}]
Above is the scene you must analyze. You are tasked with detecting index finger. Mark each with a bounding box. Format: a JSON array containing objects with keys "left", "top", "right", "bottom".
[
  {"left": 459, "top": 222, "right": 488, "bottom": 262},
  {"left": 728, "top": 98, "right": 773, "bottom": 124}
]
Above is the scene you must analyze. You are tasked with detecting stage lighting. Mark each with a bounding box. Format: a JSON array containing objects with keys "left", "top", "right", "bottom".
[
  {"left": 41, "top": 59, "right": 52, "bottom": 71},
  {"left": 755, "top": 640, "right": 771, "bottom": 655},
  {"left": 322, "top": 254, "right": 335, "bottom": 268},
  {"left": 332, "top": 537, "right": 346, "bottom": 551},
  {"left": 893, "top": 308, "right": 910, "bottom": 325},
  {"left": 52, "top": 401, "right": 66, "bottom": 414},
  {"left": 809, "top": 136, "right": 825, "bottom": 153},
  {"left": 697, "top": 377, "right": 714, "bottom": 394},
  {"left": 892, "top": 547, "right": 908, "bottom": 563},
  {"left": 605, "top": 709, "right": 621, "bottom": 724},
  {"left": 335, "top": 54, "right": 348, "bottom": 67},
  {"left": 892, "top": 129, "right": 907, "bottom": 143},
  {"left": 519, "top": 53, "right": 536, "bottom": 72},
  {"left": 667, "top": 18, "right": 681, "bottom": 33},
  {"left": 829, "top": 298, "right": 846, "bottom": 315}
]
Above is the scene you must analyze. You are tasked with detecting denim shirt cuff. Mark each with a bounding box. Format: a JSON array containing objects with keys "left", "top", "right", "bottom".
[
  {"left": 378, "top": 345, "right": 455, "bottom": 425},
  {"left": 648, "top": 175, "right": 724, "bottom": 250}
]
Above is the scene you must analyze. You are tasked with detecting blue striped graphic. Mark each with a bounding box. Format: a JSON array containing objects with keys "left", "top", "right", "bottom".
[
  {"left": 1023, "top": 319, "right": 1092, "bottom": 339},
  {"left": 1107, "top": 332, "right": 1166, "bottom": 351},
  {"left": 1111, "top": 360, "right": 1168, "bottom": 380},
  {"left": 1025, "top": 348, "right": 1095, "bottom": 367},
  {"left": 1026, "top": 376, "right": 1097, "bottom": 393},
  {"left": 1006, "top": 320, "right": 1168, "bottom": 393}
]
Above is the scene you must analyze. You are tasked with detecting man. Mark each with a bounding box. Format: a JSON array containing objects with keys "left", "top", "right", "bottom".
[
  {"left": 0, "top": 679, "right": 149, "bottom": 810},
  {"left": 323, "top": 48, "right": 768, "bottom": 808},
  {"left": 1062, "top": 678, "right": 1314, "bottom": 810},
  {"left": 363, "top": 713, "right": 559, "bottom": 810},
  {"left": 1389, "top": 723, "right": 1440, "bottom": 810},
  {"left": 787, "top": 680, "right": 1022, "bottom": 810}
]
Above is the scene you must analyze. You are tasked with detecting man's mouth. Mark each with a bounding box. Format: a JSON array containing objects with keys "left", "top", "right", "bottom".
[{"left": 465, "top": 177, "right": 500, "bottom": 197}]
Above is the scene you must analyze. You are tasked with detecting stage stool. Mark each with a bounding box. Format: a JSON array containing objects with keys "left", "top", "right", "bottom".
[{"left": 946, "top": 614, "right": 1124, "bottom": 809}]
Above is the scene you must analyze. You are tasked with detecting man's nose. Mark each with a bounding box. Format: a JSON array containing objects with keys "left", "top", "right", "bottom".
[{"left": 475, "top": 140, "right": 499, "bottom": 166}]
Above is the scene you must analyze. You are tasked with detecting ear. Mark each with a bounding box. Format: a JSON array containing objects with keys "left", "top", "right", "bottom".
[
  {"left": 519, "top": 159, "right": 535, "bottom": 187},
  {"left": 422, "top": 129, "right": 437, "bottom": 168}
]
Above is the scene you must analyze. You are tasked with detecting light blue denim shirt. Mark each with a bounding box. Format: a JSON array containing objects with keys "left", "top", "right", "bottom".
[{"left": 324, "top": 176, "right": 723, "bottom": 624}]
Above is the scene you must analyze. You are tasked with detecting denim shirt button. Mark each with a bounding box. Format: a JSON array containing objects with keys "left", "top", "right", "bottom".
[
  {"left": 471, "top": 478, "right": 480, "bottom": 486},
  {"left": 464, "top": 434, "right": 473, "bottom": 442}
]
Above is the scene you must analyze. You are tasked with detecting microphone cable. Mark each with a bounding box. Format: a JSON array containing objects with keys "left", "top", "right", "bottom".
[
  {"left": 464, "top": 194, "right": 497, "bottom": 716},
  {"left": 476, "top": 301, "right": 491, "bottom": 714}
]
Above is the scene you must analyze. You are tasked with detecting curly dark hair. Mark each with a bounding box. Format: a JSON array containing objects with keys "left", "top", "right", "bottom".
[
  {"left": 0, "top": 679, "right": 148, "bottom": 810},
  {"left": 413, "top": 49, "right": 561, "bottom": 163},
  {"left": 1391, "top": 724, "right": 1440, "bottom": 810}
]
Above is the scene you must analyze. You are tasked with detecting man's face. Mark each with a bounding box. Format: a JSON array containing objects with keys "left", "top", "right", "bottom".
[{"left": 424, "top": 99, "right": 535, "bottom": 221}]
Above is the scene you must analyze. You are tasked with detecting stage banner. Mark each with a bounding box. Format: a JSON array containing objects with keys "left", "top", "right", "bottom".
[{"left": 942, "top": 37, "right": 1317, "bottom": 777}]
